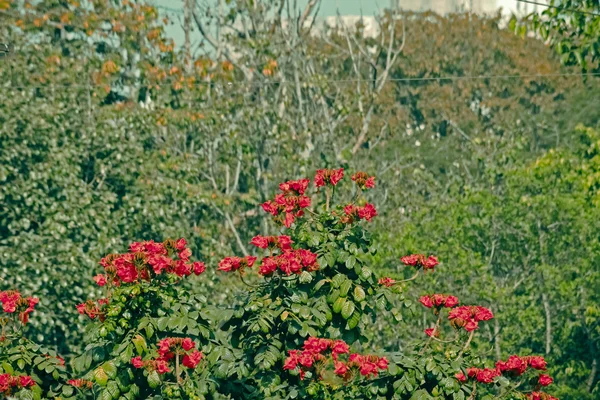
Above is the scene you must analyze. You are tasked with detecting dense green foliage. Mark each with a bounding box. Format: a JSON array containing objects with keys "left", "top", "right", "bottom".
[{"left": 1, "top": 0, "right": 599, "bottom": 397}]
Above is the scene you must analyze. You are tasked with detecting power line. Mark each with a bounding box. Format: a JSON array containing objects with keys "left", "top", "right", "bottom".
[
  {"left": 516, "top": 0, "right": 600, "bottom": 17},
  {"left": 2, "top": 72, "right": 599, "bottom": 90}
]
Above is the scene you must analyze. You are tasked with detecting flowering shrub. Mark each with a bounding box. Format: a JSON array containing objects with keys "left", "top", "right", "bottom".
[
  {"left": 214, "top": 170, "right": 397, "bottom": 398},
  {"left": 0, "top": 289, "right": 68, "bottom": 399},
  {"left": 281, "top": 337, "right": 388, "bottom": 397},
  {"left": 0, "top": 167, "right": 561, "bottom": 399},
  {"left": 68, "top": 238, "right": 214, "bottom": 399}
]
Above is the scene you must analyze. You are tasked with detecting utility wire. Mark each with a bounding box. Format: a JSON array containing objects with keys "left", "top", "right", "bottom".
[
  {"left": 516, "top": 0, "right": 600, "bottom": 17},
  {"left": 2, "top": 72, "right": 600, "bottom": 90}
]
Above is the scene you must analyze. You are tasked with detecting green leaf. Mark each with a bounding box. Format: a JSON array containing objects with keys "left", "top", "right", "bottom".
[
  {"left": 347, "top": 310, "right": 361, "bottom": 329},
  {"left": 299, "top": 270, "right": 313, "bottom": 283},
  {"left": 353, "top": 285, "right": 366, "bottom": 302},
  {"left": 360, "top": 266, "right": 372, "bottom": 280},
  {"left": 341, "top": 300, "right": 355, "bottom": 319},
  {"left": 333, "top": 297, "right": 346, "bottom": 314},
  {"left": 339, "top": 280, "right": 352, "bottom": 297},
  {"left": 147, "top": 370, "right": 161, "bottom": 388},
  {"left": 345, "top": 256, "right": 356, "bottom": 269},
  {"left": 102, "top": 361, "right": 117, "bottom": 379},
  {"left": 314, "top": 279, "right": 328, "bottom": 292},
  {"left": 106, "top": 381, "right": 120, "bottom": 399},
  {"left": 94, "top": 367, "right": 109, "bottom": 386},
  {"left": 332, "top": 274, "right": 346, "bottom": 288}
]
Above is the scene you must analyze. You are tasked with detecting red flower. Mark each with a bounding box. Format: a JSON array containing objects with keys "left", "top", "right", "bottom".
[
  {"left": 131, "top": 356, "right": 144, "bottom": 369},
  {"left": 68, "top": 379, "right": 93, "bottom": 389},
  {"left": 93, "top": 274, "right": 107, "bottom": 286},
  {"left": 343, "top": 203, "right": 378, "bottom": 223},
  {"left": 303, "top": 337, "right": 331, "bottom": 354},
  {"left": 277, "top": 235, "right": 293, "bottom": 251},
  {"left": 298, "top": 351, "right": 314, "bottom": 368},
  {"left": 155, "top": 360, "right": 170, "bottom": 374},
  {"left": 377, "top": 357, "right": 389, "bottom": 370},
  {"left": 455, "top": 372, "right": 467, "bottom": 382},
  {"left": 334, "top": 361, "right": 348, "bottom": 376},
  {"left": 351, "top": 171, "right": 376, "bottom": 190},
  {"left": 250, "top": 235, "right": 270, "bottom": 249},
  {"left": 467, "top": 367, "right": 479, "bottom": 378},
  {"left": 182, "top": 350, "right": 203, "bottom": 369},
  {"left": 497, "top": 355, "right": 528, "bottom": 376},
  {"left": 158, "top": 338, "right": 171, "bottom": 355},
  {"left": 423, "top": 255, "right": 439, "bottom": 270},
  {"left": 445, "top": 295, "right": 459, "bottom": 308},
  {"left": 419, "top": 296, "right": 434, "bottom": 308},
  {"left": 175, "top": 238, "right": 187, "bottom": 251},
  {"left": 420, "top": 294, "right": 459, "bottom": 309},
  {"left": 261, "top": 201, "right": 279, "bottom": 216},
  {"left": 400, "top": 254, "right": 439, "bottom": 272},
  {"left": 19, "top": 376, "right": 35, "bottom": 387},
  {"left": 193, "top": 262, "right": 205, "bottom": 275},
  {"left": 359, "top": 361, "right": 379, "bottom": 377},
  {"left": 174, "top": 260, "right": 192, "bottom": 277},
  {"left": 449, "top": 305, "right": 494, "bottom": 332},
  {"left": 538, "top": 374, "right": 553, "bottom": 386},
  {"left": 475, "top": 368, "right": 499, "bottom": 384},
  {"left": 258, "top": 249, "right": 319, "bottom": 276},
  {"left": 331, "top": 340, "right": 349, "bottom": 356},
  {"left": 424, "top": 328, "right": 437, "bottom": 337},
  {"left": 178, "top": 248, "right": 192, "bottom": 261},
  {"left": 182, "top": 338, "right": 195, "bottom": 351},
  {"left": 314, "top": 168, "right": 344, "bottom": 187},
  {"left": 527, "top": 392, "right": 558, "bottom": 400},
  {"left": 358, "top": 203, "right": 378, "bottom": 221},
  {"left": 283, "top": 350, "right": 300, "bottom": 370},
  {"left": 378, "top": 277, "right": 395, "bottom": 287},
  {"left": 528, "top": 356, "right": 547, "bottom": 370}
]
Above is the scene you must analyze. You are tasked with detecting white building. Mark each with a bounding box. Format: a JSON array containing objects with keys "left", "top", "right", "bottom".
[{"left": 396, "top": 0, "right": 547, "bottom": 16}]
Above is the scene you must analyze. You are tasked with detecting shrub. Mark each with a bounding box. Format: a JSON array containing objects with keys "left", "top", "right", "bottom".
[{"left": 0, "top": 168, "right": 560, "bottom": 399}]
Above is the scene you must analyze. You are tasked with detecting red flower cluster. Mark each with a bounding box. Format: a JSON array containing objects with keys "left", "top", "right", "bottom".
[
  {"left": 419, "top": 294, "right": 459, "bottom": 309},
  {"left": 342, "top": 203, "right": 378, "bottom": 223},
  {"left": 131, "top": 337, "right": 203, "bottom": 374},
  {"left": 283, "top": 337, "right": 387, "bottom": 381},
  {"left": 0, "top": 290, "right": 38, "bottom": 325},
  {"left": 378, "top": 277, "right": 396, "bottom": 287},
  {"left": 250, "top": 235, "right": 293, "bottom": 251},
  {"left": 495, "top": 355, "right": 547, "bottom": 376},
  {"left": 76, "top": 298, "right": 109, "bottom": 321},
  {"left": 347, "top": 354, "right": 389, "bottom": 378},
  {"left": 261, "top": 179, "right": 311, "bottom": 228},
  {"left": 458, "top": 367, "right": 501, "bottom": 384},
  {"left": 351, "top": 172, "right": 375, "bottom": 190},
  {"left": 457, "top": 355, "right": 554, "bottom": 395},
  {"left": 217, "top": 255, "right": 257, "bottom": 273},
  {"left": 400, "top": 254, "right": 439, "bottom": 272},
  {"left": 0, "top": 373, "right": 35, "bottom": 395},
  {"left": 448, "top": 305, "right": 493, "bottom": 331},
  {"left": 315, "top": 168, "right": 344, "bottom": 187},
  {"left": 528, "top": 392, "right": 559, "bottom": 400},
  {"left": 68, "top": 379, "right": 93, "bottom": 389},
  {"left": 98, "top": 238, "right": 205, "bottom": 285},
  {"left": 258, "top": 249, "right": 319, "bottom": 276}
]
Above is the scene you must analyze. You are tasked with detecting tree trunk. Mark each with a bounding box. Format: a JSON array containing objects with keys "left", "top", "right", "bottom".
[
  {"left": 494, "top": 314, "right": 501, "bottom": 360},
  {"left": 183, "top": 0, "right": 192, "bottom": 74},
  {"left": 542, "top": 293, "right": 552, "bottom": 355},
  {"left": 587, "top": 338, "right": 597, "bottom": 393}
]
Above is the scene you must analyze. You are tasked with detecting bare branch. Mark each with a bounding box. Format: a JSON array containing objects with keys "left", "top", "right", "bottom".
[{"left": 298, "top": 0, "right": 319, "bottom": 35}]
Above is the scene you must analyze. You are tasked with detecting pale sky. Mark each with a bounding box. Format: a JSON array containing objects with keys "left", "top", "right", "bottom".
[
  {"left": 154, "top": 0, "right": 539, "bottom": 47},
  {"left": 155, "top": 0, "right": 390, "bottom": 47}
]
